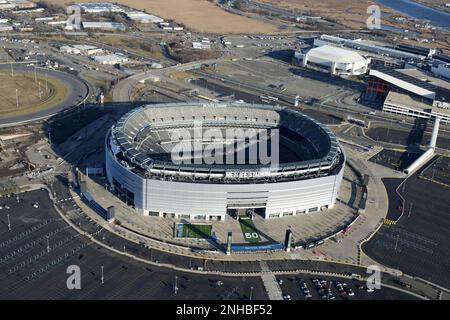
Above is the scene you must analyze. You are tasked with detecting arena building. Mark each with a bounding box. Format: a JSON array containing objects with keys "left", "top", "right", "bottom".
[
  {"left": 295, "top": 45, "right": 369, "bottom": 76},
  {"left": 105, "top": 102, "right": 345, "bottom": 221}
]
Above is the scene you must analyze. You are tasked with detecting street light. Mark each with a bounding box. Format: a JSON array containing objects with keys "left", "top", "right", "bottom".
[
  {"left": 174, "top": 276, "right": 178, "bottom": 295},
  {"left": 408, "top": 202, "right": 413, "bottom": 218},
  {"left": 46, "top": 235, "right": 50, "bottom": 253},
  {"left": 249, "top": 286, "right": 254, "bottom": 300},
  {"left": 7, "top": 213, "right": 11, "bottom": 231},
  {"left": 101, "top": 266, "right": 104, "bottom": 284},
  {"left": 394, "top": 234, "right": 400, "bottom": 252}
]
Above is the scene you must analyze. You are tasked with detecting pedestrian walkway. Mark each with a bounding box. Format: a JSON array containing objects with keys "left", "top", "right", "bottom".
[{"left": 260, "top": 261, "right": 283, "bottom": 300}]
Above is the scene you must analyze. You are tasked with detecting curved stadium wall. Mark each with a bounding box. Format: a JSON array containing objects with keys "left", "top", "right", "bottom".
[{"left": 105, "top": 102, "right": 345, "bottom": 221}]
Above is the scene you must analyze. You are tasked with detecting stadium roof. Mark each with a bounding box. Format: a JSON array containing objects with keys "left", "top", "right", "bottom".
[
  {"left": 109, "top": 103, "right": 343, "bottom": 181},
  {"left": 307, "top": 45, "right": 366, "bottom": 64}
]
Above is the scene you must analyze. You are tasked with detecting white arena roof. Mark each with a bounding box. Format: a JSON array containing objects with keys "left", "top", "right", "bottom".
[{"left": 308, "top": 45, "right": 366, "bottom": 64}]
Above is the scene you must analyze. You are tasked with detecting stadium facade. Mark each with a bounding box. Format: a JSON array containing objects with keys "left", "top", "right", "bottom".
[{"left": 105, "top": 102, "right": 345, "bottom": 221}]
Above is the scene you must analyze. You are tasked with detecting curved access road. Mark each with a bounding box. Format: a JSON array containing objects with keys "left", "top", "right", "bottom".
[
  {"left": 112, "top": 59, "right": 222, "bottom": 102},
  {"left": 0, "top": 64, "right": 89, "bottom": 128}
]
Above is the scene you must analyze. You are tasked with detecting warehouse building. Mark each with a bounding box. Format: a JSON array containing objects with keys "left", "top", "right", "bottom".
[
  {"left": 93, "top": 53, "right": 128, "bottom": 65},
  {"left": 432, "top": 62, "right": 450, "bottom": 81},
  {"left": 72, "top": 44, "right": 103, "bottom": 55},
  {"left": 77, "top": 2, "right": 125, "bottom": 13},
  {"left": 125, "top": 11, "right": 164, "bottom": 24},
  {"left": 82, "top": 22, "right": 126, "bottom": 31}
]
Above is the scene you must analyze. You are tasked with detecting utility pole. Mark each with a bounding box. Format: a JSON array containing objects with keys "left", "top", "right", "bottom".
[
  {"left": 34, "top": 66, "right": 37, "bottom": 82},
  {"left": 16, "top": 89, "right": 19, "bottom": 109},
  {"left": 10, "top": 62, "right": 13, "bottom": 77},
  {"left": 408, "top": 202, "right": 413, "bottom": 218}
]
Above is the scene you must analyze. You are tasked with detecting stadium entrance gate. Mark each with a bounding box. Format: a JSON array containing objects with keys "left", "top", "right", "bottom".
[{"left": 227, "top": 205, "right": 266, "bottom": 220}]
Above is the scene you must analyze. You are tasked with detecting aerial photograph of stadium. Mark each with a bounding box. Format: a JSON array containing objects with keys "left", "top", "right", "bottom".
[{"left": 0, "top": 0, "right": 449, "bottom": 309}]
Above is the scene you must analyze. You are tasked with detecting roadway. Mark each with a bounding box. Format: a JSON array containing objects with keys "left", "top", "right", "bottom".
[{"left": 0, "top": 64, "right": 89, "bottom": 127}]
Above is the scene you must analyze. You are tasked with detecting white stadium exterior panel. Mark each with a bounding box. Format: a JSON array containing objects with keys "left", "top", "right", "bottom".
[
  {"left": 105, "top": 103, "right": 345, "bottom": 221},
  {"left": 106, "top": 150, "right": 344, "bottom": 220}
]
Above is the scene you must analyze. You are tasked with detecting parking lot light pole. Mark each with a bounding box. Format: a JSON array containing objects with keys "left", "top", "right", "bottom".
[
  {"left": 174, "top": 276, "right": 178, "bottom": 295},
  {"left": 101, "top": 266, "right": 104, "bottom": 284},
  {"left": 394, "top": 234, "right": 400, "bottom": 252},
  {"left": 46, "top": 236, "right": 50, "bottom": 253},
  {"left": 7, "top": 214, "right": 11, "bottom": 231},
  {"left": 408, "top": 202, "right": 413, "bottom": 218}
]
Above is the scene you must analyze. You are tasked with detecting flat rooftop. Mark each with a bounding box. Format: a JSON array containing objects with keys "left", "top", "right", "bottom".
[
  {"left": 398, "top": 68, "right": 450, "bottom": 91},
  {"left": 385, "top": 91, "right": 450, "bottom": 116}
]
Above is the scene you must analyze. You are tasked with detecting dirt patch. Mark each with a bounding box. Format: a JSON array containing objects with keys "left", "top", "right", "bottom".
[
  {"left": 0, "top": 71, "right": 68, "bottom": 117},
  {"left": 260, "top": 0, "right": 377, "bottom": 29},
  {"left": 167, "top": 41, "right": 221, "bottom": 63}
]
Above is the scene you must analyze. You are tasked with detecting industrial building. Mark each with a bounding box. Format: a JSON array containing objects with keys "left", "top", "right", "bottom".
[
  {"left": 105, "top": 102, "right": 345, "bottom": 221},
  {"left": 432, "top": 63, "right": 450, "bottom": 80},
  {"left": 82, "top": 22, "right": 126, "bottom": 31},
  {"left": 0, "top": 24, "right": 13, "bottom": 32},
  {"left": 0, "top": 0, "right": 35, "bottom": 10},
  {"left": 125, "top": 11, "right": 164, "bottom": 24},
  {"left": 59, "top": 45, "right": 81, "bottom": 54},
  {"left": 76, "top": 2, "right": 125, "bottom": 13},
  {"left": 296, "top": 45, "right": 369, "bottom": 76},
  {"left": 93, "top": 54, "right": 128, "bottom": 65},
  {"left": 313, "top": 34, "right": 426, "bottom": 61},
  {"left": 72, "top": 44, "right": 103, "bottom": 55}
]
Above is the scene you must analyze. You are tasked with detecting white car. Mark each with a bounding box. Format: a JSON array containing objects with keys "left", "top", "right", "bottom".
[{"left": 282, "top": 294, "right": 291, "bottom": 300}]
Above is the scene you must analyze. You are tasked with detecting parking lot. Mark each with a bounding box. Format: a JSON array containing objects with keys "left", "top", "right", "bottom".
[
  {"left": 421, "top": 156, "right": 450, "bottom": 186},
  {"left": 369, "top": 149, "right": 422, "bottom": 171},
  {"left": 276, "top": 275, "right": 417, "bottom": 300},
  {"left": 366, "top": 126, "right": 450, "bottom": 149},
  {"left": 364, "top": 168, "right": 450, "bottom": 289},
  {"left": 0, "top": 190, "right": 268, "bottom": 300},
  {"left": 0, "top": 188, "right": 425, "bottom": 299}
]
